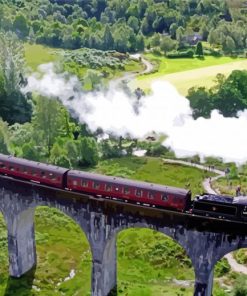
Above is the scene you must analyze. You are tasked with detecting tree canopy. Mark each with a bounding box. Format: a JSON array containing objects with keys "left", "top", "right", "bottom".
[{"left": 1, "top": 0, "right": 247, "bottom": 53}]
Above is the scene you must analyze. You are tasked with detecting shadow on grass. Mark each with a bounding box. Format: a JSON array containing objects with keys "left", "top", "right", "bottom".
[
  {"left": 108, "top": 285, "right": 117, "bottom": 296},
  {"left": 4, "top": 266, "right": 36, "bottom": 296}
]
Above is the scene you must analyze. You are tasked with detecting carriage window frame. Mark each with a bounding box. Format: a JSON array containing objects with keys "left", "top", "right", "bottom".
[
  {"left": 81, "top": 180, "right": 88, "bottom": 187},
  {"left": 93, "top": 182, "right": 100, "bottom": 189},
  {"left": 148, "top": 191, "right": 155, "bottom": 199},
  {"left": 72, "top": 179, "right": 78, "bottom": 186},
  {"left": 41, "top": 171, "right": 46, "bottom": 178},
  {"left": 22, "top": 167, "right": 28, "bottom": 174},
  {"left": 135, "top": 189, "right": 142, "bottom": 197},
  {"left": 105, "top": 184, "right": 112, "bottom": 191},
  {"left": 124, "top": 187, "right": 130, "bottom": 194},
  {"left": 48, "top": 172, "right": 57, "bottom": 180},
  {"left": 162, "top": 194, "right": 169, "bottom": 201}
]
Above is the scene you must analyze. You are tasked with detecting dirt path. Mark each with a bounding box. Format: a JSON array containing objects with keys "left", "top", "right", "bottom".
[
  {"left": 163, "top": 158, "right": 247, "bottom": 274},
  {"left": 110, "top": 54, "right": 154, "bottom": 89}
]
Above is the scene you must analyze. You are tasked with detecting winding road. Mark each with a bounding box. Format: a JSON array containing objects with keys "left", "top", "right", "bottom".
[
  {"left": 163, "top": 158, "right": 247, "bottom": 274},
  {"left": 110, "top": 54, "right": 154, "bottom": 89}
]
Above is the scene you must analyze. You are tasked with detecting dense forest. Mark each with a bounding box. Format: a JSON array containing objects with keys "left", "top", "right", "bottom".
[{"left": 0, "top": 0, "right": 247, "bottom": 54}]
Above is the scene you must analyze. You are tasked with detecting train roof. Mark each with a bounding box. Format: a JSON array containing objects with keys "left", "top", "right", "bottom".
[
  {"left": 196, "top": 194, "right": 233, "bottom": 204},
  {"left": 68, "top": 170, "right": 190, "bottom": 196},
  {"left": 0, "top": 153, "right": 69, "bottom": 174},
  {"left": 232, "top": 195, "right": 247, "bottom": 205}
]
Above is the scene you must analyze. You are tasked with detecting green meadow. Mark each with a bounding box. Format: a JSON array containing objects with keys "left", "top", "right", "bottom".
[
  {"left": 132, "top": 54, "right": 247, "bottom": 95},
  {"left": 139, "top": 54, "right": 243, "bottom": 78}
]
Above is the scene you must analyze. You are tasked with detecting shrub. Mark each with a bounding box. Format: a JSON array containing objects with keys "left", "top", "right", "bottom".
[{"left": 166, "top": 49, "right": 194, "bottom": 58}]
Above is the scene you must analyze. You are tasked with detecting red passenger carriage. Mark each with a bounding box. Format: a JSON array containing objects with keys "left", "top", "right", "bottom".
[
  {"left": 67, "top": 170, "right": 191, "bottom": 211},
  {"left": 0, "top": 153, "right": 68, "bottom": 188}
]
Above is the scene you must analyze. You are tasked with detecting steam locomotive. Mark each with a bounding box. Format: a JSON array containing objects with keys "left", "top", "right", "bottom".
[{"left": 0, "top": 153, "right": 247, "bottom": 221}]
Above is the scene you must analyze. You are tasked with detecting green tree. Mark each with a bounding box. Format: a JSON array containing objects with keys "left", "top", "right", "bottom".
[
  {"left": 0, "top": 32, "right": 32, "bottom": 125},
  {"left": 83, "top": 70, "right": 103, "bottom": 91},
  {"left": 9, "top": 123, "right": 33, "bottom": 147},
  {"left": 54, "top": 154, "right": 71, "bottom": 168},
  {"left": 224, "top": 35, "right": 236, "bottom": 53},
  {"left": 127, "top": 16, "right": 139, "bottom": 33},
  {"left": 195, "top": 41, "right": 204, "bottom": 57},
  {"left": 78, "top": 137, "right": 99, "bottom": 167},
  {"left": 22, "top": 141, "right": 39, "bottom": 161},
  {"left": 169, "top": 23, "right": 178, "bottom": 39},
  {"left": 13, "top": 14, "right": 29, "bottom": 38},
  {"left": 176, "top": 26, "right": 185, "bottom": 47},
  {"left": 100, "top": 140, "right": 122, "bottom": 159},
  {"left": 0, "top": 119, "right": 9, "bottom": 154},
  {"left": 160, "top": 36, "right": 178, "bottom": 54},
  {"left": 102, "top": 24, "right": 114, "bottom": 50},
  {"left": 65, "top": 140, "right": 78, "bottom": 166},
  {"left": 32, "top": 96, "right": 63, "bottom": 156},
  {"left": 187, "top": 87, "right": 212, "bottom": 119},
  {"left": 50, "top": 142, "right": 65, "bottom": 163},
  {"left": 135, "top": 34, "right": 145, "bottom": 51},
  {"left": 150, "top": 33, "right": 160, "bottom": 47}
]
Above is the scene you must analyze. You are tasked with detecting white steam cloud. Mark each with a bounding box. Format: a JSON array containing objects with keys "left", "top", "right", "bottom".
[{"left": 24, "top": 63, "right": 247, "bottom": 164}]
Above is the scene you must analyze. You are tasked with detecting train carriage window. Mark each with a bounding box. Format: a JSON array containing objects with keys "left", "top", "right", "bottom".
[
  {"left": 81, "top": 180, "right": 88, "bottom": 187},
  {"left": 48, "top": 173, "right": 57, "bottom": 180},
  {"left": 9, "top": 166, "right": 14, "bottom": 171},
  {"left": 124, "top": 187, "right": 130, "bottom": 194},
  {"left": 105, "top": 184, "right": 112, "bottom": 191},
  {"left": 115, "top": 186, "right": 120, "bottom": 192},
  {"left": 73, "top": 180, "right": 78, "bottom": 186},
  {"left": 41, "top": 171, "right": 46, "bottom": 178},
  {"left": 135, "top": 189, "right": 142, "bottom": 197},
  {"left": 93, "top": 182, "right": 100, "bottom": 189},
  {"left": 148, "top": 191, "right": 155, "bottom": 199},
  {"left": 162, "top": 194, "right": 168, "bottom": 201},
  {"left": 0, "top": 162, "right": 4, "bottom": 168}
]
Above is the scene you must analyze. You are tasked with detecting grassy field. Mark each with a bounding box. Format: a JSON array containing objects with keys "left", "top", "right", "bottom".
[
  {"left": 212, "top": 176, "right": 247, "bottom": 196},
  {"left": 24, "top": 44, "right": 60, "bottom": 71},
  {"left": 131, "top": 54, "right": 247, "bottom": 95},
  {"left": 92, "top": 156, "right": 215, "bottom": 196}
]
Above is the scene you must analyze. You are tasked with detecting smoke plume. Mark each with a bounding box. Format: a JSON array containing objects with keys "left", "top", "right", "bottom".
[{"left": 24, "top": 63, "right": 247, "bottom": 164}]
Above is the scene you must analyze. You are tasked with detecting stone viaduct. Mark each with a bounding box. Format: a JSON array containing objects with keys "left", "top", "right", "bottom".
[{"left": 1, "top": 175, "right": 247, "bottom": 296}]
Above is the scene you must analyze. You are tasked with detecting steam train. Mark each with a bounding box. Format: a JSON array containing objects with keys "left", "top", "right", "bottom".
[{"left": 1, "top": 153, "right": 247, "bottom": 221}]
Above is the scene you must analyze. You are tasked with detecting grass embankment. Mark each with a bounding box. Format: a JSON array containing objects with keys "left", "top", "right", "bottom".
[
  {"left": 0, "top": 157, "right": 230, "bottom": 295},
  {"left": 24, "top": 44, "right": 59, "bottom": 71},
  {"left": 93, "top": 156, "right": 215, "bottom": 196},
  {"left": 132, "top": 54, "right": 247, "bottom": 95}
]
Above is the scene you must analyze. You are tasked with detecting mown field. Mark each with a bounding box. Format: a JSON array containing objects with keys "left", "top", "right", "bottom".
[
  {"left": 0, "top": 157, "right": 233, "bottom": 295},
  {"left": 132, "top": 54, "right": 247, "bottom": 95}
]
